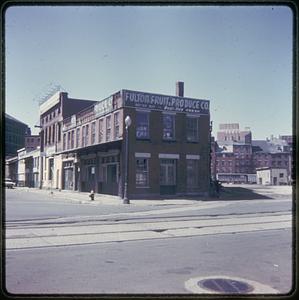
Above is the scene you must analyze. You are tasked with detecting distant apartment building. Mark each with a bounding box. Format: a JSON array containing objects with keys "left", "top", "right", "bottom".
[
  {"left": 214, "top": 130, "right": 292, "bottom": 184},
  {"left": 215, "top": 143, "right": 255, "bottom": 183},
  {"left": 214, "top": 123, "right": 254, "bottom": 183},
  {"left": 5, "top": 113, "right": 31, "bottom": 158},
  {"left": 252, "top": 136, "right": 292, "bottom": 183}
]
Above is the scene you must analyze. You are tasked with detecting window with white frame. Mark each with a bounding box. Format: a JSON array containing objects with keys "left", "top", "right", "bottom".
[
  {"left": 48, "top": 126, "right": 52, "bottom": 144},
  {"left": 136, "top": 111, "right": 149, "bottom": 139},
  {"left": 63, "top": 133, "right": 66, "bottom": 150},
  {"left": 82, "top": 126, "right": 85, "bottom": 147},
  {"left": 136, "top": 158, "right": 149, "bottom": 187},
  {"left": 85, "top": 124, "right": 89, "bottom": 146},
  {"left": 71, "top": 130, "right": 74, "bottom": 149},
  {"left": 58, "top": 123, "right": 61, "bottom": 141},
  {"left": 106, "top": 116, "right": 111, "bottom": 141},
  {"left": 76, "top": 128, "right": 80, "bottom": 148},
  {"left": 91, "top": 122, "right": 96, "bottom": 144},
  {"left": 163, "top": 114, "right": 175, "bottom": 140},
  {"left": 67, "top": 131, "right": 71, "bottom": 149},
  {"left": 186, "top": 117, "right": 198, "bottom": 142},
  {"left": 99, "top": 119, "right": 104, "bottom": 143},
  {"left": 114, "top": 112, "right": 120, "bottom": 139}
]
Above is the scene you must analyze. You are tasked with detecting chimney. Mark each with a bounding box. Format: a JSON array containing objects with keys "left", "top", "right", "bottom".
[{"left": 176, "top": 81, "right": 184, "bottom": 97}]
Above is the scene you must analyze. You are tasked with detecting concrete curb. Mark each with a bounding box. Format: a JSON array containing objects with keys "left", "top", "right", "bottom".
[{"left": 10, "top": 187, "right": 203, "bottom": 206}]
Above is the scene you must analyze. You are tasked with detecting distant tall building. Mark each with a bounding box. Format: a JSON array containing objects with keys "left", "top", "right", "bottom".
[
  {"left": 217, "top": 123, "right": 252, "bottom": 145},
  {"left": 5, "top": 113, "right": 31, "bottom": 158}
]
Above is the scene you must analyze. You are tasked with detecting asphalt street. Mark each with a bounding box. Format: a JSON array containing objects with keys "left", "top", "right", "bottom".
[{"left": 3, "top": 185, "right": 294, "bottom": 295}]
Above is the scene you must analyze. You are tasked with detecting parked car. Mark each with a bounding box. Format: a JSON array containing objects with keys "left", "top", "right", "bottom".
[{"left": 5, "top": 178, "right": 16, "bottom": 189}]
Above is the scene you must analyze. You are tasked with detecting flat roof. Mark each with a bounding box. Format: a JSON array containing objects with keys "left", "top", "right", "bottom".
[{"left": 5, "top": 113, "right": 28, "bottom": 126}]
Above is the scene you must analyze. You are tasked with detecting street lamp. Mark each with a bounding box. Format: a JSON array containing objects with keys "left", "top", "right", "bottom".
[
  {"left": 123, "top": 115, "right": 132, "bottom": 204},
  {"left": 34, "top": 124, "right": 43, "bottom": 189}
]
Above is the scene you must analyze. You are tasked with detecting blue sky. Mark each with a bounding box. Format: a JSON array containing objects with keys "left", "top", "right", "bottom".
[{"left": 5, "top": 5, "right": 293, "bottom": 139}]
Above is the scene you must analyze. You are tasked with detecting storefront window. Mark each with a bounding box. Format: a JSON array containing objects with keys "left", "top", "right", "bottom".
[
  {"left": 186, "top": 159, "right": 199, "bottom": 187},
  {"left": 136, "top": 158, "right": 149, "bottom": 187},
  {"left": 186, "top": 117, "right": 198, "bottom": 142},
  {"left": 163, "top": 114, "right": 175, "bottom": 140},
  {"left": 136, "top": 111, "right": 149, "bottom": 139},
  {"left": 99, "top": 155, "right": 119, "bottom": 184}
]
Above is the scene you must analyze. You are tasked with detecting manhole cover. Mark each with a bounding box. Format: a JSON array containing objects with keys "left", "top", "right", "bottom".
[
  {"left": 198, "top": 278, "right": 254, "bottom": 294},
  {"left": 185, "top": 276, "right": 280, "bottom": 294}
]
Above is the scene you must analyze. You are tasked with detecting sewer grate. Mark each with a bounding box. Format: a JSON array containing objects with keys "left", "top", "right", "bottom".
[{"left": 198, "top": 278, "right": 254, "bottom": 294}]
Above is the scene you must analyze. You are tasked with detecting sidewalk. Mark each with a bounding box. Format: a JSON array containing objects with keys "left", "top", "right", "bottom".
[
  {"left": 11, "top": 184, "right": 292, "bottom": 206},
  {"left": 13, "top": 187, "right": 202, "bottom": 206}
]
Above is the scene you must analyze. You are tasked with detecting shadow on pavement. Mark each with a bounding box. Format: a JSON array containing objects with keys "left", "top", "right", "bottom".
[{"left": 214, "top": 186, "right": 272, "bottom": 200}]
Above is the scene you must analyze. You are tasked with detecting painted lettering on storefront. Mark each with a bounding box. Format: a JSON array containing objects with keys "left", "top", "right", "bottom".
[
  {"left": 123, "top": 90, "right": 209, "bottom": 114},
  {"left": 94, "top": 96, "right": 113, "bottom": 117}
]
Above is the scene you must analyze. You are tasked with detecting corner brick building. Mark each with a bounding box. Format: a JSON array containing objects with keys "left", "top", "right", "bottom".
[{"left": 60, "top": 82, "right": 211, "bottom": 198}]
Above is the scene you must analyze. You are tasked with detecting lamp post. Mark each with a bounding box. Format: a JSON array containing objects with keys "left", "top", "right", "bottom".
[
  {"left": 123, "top": 115, "right": 132, "bottom": 204},
  {"left": 34, "top": 124, "right": 43, "bottom": 189},
  {"left": 209, "top": 121, "right": 213, "bottom": 196}
]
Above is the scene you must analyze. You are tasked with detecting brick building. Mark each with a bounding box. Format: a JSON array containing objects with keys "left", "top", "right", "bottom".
[
  {"left": 252, "top": 137, "right": 292, "bottom": 184},
  {"left": 215, "top": 143, "right": 255, "bottom": 183},
  {"left": 38, "top": 91, "right": 98, "bottom": 190},
  {"left": 214, "top": 129, "right": 292, "bottom": 184},
  {"left": 60, "top": 82, "right": 211, "bottom": 198}
]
